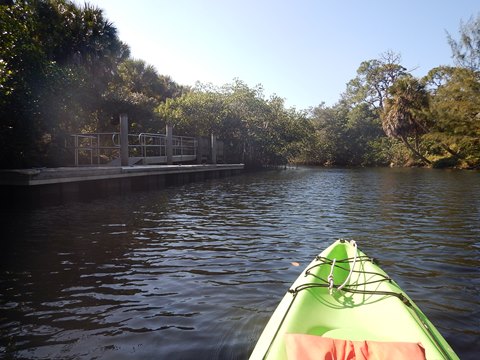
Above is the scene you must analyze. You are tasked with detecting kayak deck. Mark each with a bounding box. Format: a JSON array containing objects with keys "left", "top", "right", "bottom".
[{"left": 250, "top": 239, "right": 459, "bottom": 360}]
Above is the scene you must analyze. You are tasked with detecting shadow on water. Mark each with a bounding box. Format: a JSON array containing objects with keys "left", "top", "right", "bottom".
[{"left": 0, "top": 167, "right": 479, "bottom": 359}]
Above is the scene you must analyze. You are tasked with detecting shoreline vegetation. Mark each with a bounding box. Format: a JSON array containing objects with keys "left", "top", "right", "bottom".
[{"left": 1, "top": 1, "right": 479, "bottom": 170}]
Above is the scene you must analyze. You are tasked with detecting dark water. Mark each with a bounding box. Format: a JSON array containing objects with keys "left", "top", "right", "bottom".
[{"left": 1, "top": 167, "right": 479, "bottom": 359}]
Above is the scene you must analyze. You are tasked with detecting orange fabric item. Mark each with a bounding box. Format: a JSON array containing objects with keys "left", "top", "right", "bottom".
[{"left": 285, "top": 334, "right": 426, "bottom": 360}]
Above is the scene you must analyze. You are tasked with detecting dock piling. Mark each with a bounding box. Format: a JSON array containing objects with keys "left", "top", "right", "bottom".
[{"left": 120, "top": 114, "right": 129, "bottom": 166}]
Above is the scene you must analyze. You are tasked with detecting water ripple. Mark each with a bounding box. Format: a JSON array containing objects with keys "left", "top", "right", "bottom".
[{"left": 0, "top": 167, "right": 479, "bottom": 359}]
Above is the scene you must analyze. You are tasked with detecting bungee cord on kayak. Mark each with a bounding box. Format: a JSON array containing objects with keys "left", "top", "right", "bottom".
[
  {"left": 336, "top": 239, "right": 357, "bottom": 293},
  {"left": 304, "top": 255, "right": 392, "bottom": 289},
  {"left": 327, "top": 258, "right": 336, "bottom": 295},
  {"left": 251, "top": 240, "right": 458, "bottom": 360},
  {"left": 291, "top": 253, "right": 403, "bottom": 301},
  {"left": 272, "top": 241, "right": 455, "bottom": 360}
]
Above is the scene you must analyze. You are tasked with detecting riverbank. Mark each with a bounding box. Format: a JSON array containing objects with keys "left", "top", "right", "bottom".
[{"left": 289, "top": 156, "right": 480, "bottom": 170}]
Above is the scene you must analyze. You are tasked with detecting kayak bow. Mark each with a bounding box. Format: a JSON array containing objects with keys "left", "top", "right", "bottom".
[{"left": 250, "top": 239, "right": 459, "bottom": 360}]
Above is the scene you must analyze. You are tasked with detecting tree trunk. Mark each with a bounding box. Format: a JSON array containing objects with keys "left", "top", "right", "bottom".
[
  {"left": 399, "top": 135, "right": 432, "bottom": 165},
  {"left": 438, "top": 142, "right": 459, "bottom": 158}
]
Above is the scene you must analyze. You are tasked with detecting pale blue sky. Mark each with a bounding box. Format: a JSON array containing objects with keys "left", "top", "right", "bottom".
[{"left": 81, "top": 0, "right": 478, "bottom": 109}]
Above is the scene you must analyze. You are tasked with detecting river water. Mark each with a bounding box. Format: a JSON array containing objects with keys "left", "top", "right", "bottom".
[{"left": 0, "top": 167, "right": 479, "bottom": 359}]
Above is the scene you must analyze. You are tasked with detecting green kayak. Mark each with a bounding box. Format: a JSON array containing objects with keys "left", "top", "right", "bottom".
[{"left": 250, "top": 239, "right": 459, "bottom": 360}]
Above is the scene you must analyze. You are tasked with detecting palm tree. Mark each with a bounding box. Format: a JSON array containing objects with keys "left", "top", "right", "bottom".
[{"left": 382, "top": 77, "right": 432, "bottom": 164}]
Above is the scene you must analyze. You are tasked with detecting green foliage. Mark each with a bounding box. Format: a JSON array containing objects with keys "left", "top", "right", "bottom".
[
  {"left": 302, "top": 51, "right": 414, "bottom": 168},
  {"left": 103, "top": 59, "right": 188, "bottom": 132},
  {"left": 303, "top": 102, "right": 385, "bottom": 166},
  {"left": 0, "top": 0, "right": 126, "bottom": 167},
  {"left": 343, "top": 51, "right": 408, "bottom": 111},
  {"left": 156, "top": 80, "right": 308, "bottom": 167},
  {"left": 425, "top": 67, "right": 480, "bottom": 137},
  {"left": 423, "top": 66, "right": 480, "bottom": 167},
  {"left": 306, "top": 104, "right": 347, "bottom": 165},
  {"left": 366, "top": 137, "right": 410, "bottom": 167},
  {"left": 157, "top": 88, "right": 226, "bottom": 136},
  {"left": 0, "top": 0, "right": 187, "bottom": 168},
  {"left": 345, "top": 103, "right": 385, "bottom": 165},
  {"left": 1, "top": 2, "right": 55, "bottom": 166},
  {"left": 381, "top": 76, "right": 430, "bottom": 163},
  {"left": 447, "top": 13, "right": 480, "bottom": 71},
  {"left": 1, "top": 2, "right": 478, "bottom": 170}
]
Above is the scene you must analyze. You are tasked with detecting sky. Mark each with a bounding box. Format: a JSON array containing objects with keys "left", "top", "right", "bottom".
[{"left": 79, "top": 0, "right": 478, "bottom": 110}]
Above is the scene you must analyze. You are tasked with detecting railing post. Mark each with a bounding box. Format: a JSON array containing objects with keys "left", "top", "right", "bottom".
[
  {"left": 89, "top": 136, "right": 93, "bottom": 165},
  {"left": 74, "top": 135, "right": 79, "bottom": 166},
  {"left": 166, "top": 124, "right": 173, "bottom": 165},
  {"left": 211, "top": 133, "right": 217, "bottom": 164},
  {"left": 180, "top": 136, "right": 184, "bottom": 160},
  {"left": 96, "top": 134, "right": 100, "bottom": 165},
  {"left": 120, "top": 113, "right": 129, "bottom": 166}
]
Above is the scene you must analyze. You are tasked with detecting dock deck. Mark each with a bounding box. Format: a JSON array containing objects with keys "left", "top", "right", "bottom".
[{"left": 0, "top": 164, "right": 244, "bottom": 208}]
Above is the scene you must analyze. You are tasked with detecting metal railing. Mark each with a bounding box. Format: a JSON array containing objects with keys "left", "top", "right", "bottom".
[
  {"left": 72, "top": 133, "right": 120, "bottom": 166},
  {"left": 70, "top": 132, "right": 197, "bottom": 166},
  {"left": 137, "top": 133, "right": 167, "bottom": 158},
  {"left": 172, "top": 135, "right": 197, "bottom": 159}
]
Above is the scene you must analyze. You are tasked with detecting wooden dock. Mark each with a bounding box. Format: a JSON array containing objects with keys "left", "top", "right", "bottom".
[{"left": 0, "top": 164, "right": 244, "bottom": 208}]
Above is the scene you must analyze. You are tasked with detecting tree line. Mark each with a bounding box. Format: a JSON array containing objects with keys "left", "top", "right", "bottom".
[{"left": 1, "top": 1, "right": 479, "bottom": 169}]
